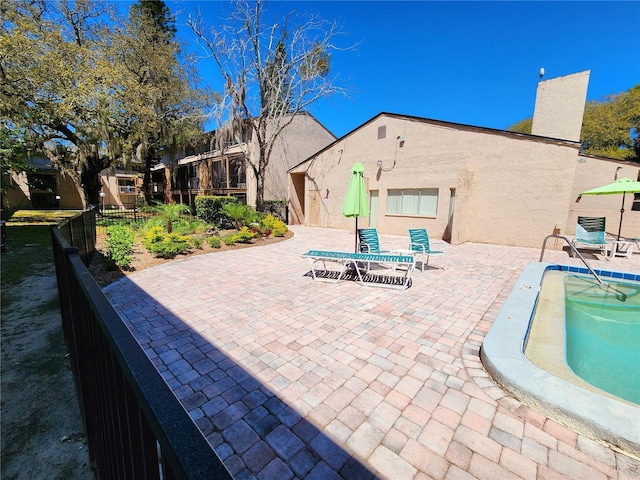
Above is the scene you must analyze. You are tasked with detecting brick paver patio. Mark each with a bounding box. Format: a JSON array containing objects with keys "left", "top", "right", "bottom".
[{"left": 104, "top": 226, "right": 640, "bottom": 479}]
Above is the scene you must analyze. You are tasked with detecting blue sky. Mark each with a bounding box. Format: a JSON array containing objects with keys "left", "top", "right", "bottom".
[{"left": 167, "top": 1, "right": 640, "bottom": 138}]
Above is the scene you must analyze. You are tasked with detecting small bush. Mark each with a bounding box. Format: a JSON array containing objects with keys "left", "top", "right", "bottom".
[
  {"left": 191, "top": 236, "right": 204, "bottom": 249},
  {"left": 208, "top": 236, "right": 221, "bottom": 248},
  {"left": 222, "top": 233, "right": 238, "bottom": 246},
  {"left": 222, "top": 203, "right": 258, "bottom": 230},
  {"left": 172, "top": 218, "right": 210, "bottom": 236},
  {"left": 105, "top": 225, "right": 135, "bottom": 269},
  {"left": 142, "top": 226, "right": 191, "bottom": 258},
  {"left": 222, "top": 227, "right": 257, "bottom": 246},
  {"left": 194, "top": 196, "right": 238, "bottom": 229},
  {"left": 261, "top": 214, "right": 288, "bottom": 237},
  {"left": 263, "top": 200, "right": 287, "bottom": 220}
]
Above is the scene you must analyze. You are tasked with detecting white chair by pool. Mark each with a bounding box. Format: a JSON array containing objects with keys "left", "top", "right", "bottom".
[
  {"left": 407, "top": 228, "right": 448, "bottom": 271},
  {"left": 571, "top": 216, "right": 612, "bottom": 259}
]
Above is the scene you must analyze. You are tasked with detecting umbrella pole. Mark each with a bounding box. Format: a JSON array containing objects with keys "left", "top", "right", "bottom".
[
  {"left": 617, "top": 194, "right": 625, "bottom": 241},
  {"left": 355, "top": 216, "right": 359, "bottom": 252}
]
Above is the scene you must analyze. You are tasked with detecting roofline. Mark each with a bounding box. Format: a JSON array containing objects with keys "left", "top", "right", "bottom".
[
  {"left": 287, "top": 111, "right": 582, "bottom": 173},
  {"left": 578, "top": 151, "right": 640, "bottom": 165}
]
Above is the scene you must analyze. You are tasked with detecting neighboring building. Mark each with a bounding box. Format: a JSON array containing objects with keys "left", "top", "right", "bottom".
[
  {"left": 287, "top": 71, "right": 640, "bottom": 248},
  {"left": 98, "top": 167, "right": 144, "bottom": 208},
  {"left": 147, "top": 112, "right": 336, "bottom": 208},
  {"left": 2, "top": 155, "right": 84, "bottom": 211}
]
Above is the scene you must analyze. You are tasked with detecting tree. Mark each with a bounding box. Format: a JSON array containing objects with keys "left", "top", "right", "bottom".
[
  {"left": 150, "top": 201, "right": 190, "bottom": 233},
  {"left": 506, "top": 85, "right": 640, "bottom": 162},
  {"left": 1, "top": 0, "right": 117, "bottom": 207},
  {"left": 188, "top": 0, "right": 348, "bottom": 211},
  {"left": 117, "top": 0, "right": 208, "bottom": 204},
  {"left": 0, "top": 127, "right": 33, "bottom": 199},
  {"left": 580, "top": 85, "right": 639, "bottom": 161},
  {"left": 506, "top": 118, "right": 532, "bottom": 135},
  {"left": 1, "top": 0, "right": 209, "bottom": 207}
]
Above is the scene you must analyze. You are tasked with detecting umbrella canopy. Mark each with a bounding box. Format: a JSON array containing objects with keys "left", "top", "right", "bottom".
[
  {"left": 580, "top": 177, "right": 640, "bottom": 240},
  {"left": 342, "top": 162, "right": 370, "bottom": 252}
]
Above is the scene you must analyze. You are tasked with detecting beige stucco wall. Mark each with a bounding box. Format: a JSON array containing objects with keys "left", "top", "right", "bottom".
[
  {"left": 99, "top": 169, "right": 142, "bottom": 207},
  {"left": 2, "top": 172, "right": 31, "bottom": 210},
  {"left": 2, "top": 170, "right": 84, "bottom": 210},
  {"left": 531, "top": 70, "right": 590, "bottom": 142},
  {"left": 263, "top": 113, "right": 336, "bottom": 203},
  {"left": 289, "top": 114, "right": 634, "bottom": 249},
  {"left": 57, "top": 173, "right": 84, "bottom": 209}
]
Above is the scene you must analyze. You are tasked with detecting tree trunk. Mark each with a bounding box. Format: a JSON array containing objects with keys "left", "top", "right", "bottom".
[
  {"left": 141, "top": 147, "right": 156, "bottom": 206},
  {"left": 80, "top": 154, "right": 109, "bottom": 208}
]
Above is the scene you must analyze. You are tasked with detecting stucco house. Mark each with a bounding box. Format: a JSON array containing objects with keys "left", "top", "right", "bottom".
[
  {"left": 2, "top": 155, "right": 83, "bottom": 211},
  {"left": 287, "top": 71, "right": 640, "bottom": 248},
  {"left": 145, "top": 111, "right": 336, "bottom": 210}
]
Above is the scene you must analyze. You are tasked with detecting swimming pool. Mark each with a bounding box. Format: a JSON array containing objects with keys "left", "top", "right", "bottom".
[
  {"left": 481, "top": 263, "right": 640, "bottom": 457},
  {"left": 564, "top": 275, "right": 640, "bottom": 404}
]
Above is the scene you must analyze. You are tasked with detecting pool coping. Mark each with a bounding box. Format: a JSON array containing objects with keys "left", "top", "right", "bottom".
[{"left": 480, "top": 262, "right": 640, "bottom": 457}]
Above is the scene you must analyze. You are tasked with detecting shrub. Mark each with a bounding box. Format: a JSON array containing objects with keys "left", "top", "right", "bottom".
[
  {"left": 142, "top": 226, "right": 191, "bottom": 258},
  {"left": 208, "top": 236, "right": 221, "bottom": 248},
  {"left": 194, "top": 196, "right": 238, "bottom": 228},
  {"left": 261, "top": 214, "right": 288, "bottom": 237},
  {"left": 149, "top": 202, "right": 191, "bottom": 233},
  {"left": 105, "top": 225, "right": 135, "bottom": 269},
  {"left": 235, "top": 226, "right": 257, "bottom": 243},
  {"left": 222, "top": 203, "right": 258, "bottom": 230},
  {"left": 172, "top": 218, "right": 210, "bottom": 236},
  {"left": 191, "top": 236, "right": 203, "bottom": 249},
  {"left": 222, "top": 233, "right": 238, "bottom": 246},
  {"left": 222, "top": 227, "right": 257, "bottom": 246},
  {"left": 263, "top": 200, "right": 287, "bottom": 221}
]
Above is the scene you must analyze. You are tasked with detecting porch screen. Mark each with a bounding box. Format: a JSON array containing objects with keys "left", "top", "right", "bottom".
[{"left": 386, "top": 189, "right": 438, "bottom": 216}]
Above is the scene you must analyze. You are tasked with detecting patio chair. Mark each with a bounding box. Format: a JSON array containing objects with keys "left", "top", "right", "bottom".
[
  {"left": 357, "top": 228, "right": 396, "bottom": 272},
  {"left": 571, "top": 216, "right": 611, "bottom": 259},
  {"left": 357, "top": 228, "right": 395, "bottom": 254},
  {"left": 408, "top": 228, "right": 448, "bottom": 271}
]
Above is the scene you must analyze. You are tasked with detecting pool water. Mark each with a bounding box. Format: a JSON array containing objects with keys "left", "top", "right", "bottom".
[{"left": 564, "top": 276, "right": 640, "bottom": 405}]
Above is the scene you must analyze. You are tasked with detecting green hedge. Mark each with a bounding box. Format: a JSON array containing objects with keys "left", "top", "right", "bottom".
[
  {"left": 194, "top": 196, "right": 238, "bottom": 229},
  {"left": 105, "top": 225, "right": 135, "bottom": 269}
]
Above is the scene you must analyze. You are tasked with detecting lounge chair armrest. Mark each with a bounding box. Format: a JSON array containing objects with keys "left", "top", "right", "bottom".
[
  {"left": 430, "top": 241, "right": 448, "bottom": 253},
  {"left": 380, "top": 241, "right": 395, "bottom": 251}
]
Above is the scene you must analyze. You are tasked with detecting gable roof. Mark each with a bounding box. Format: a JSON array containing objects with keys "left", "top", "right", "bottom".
[{"left": 288, "top": 111, "right": 582, "bottom": 173}]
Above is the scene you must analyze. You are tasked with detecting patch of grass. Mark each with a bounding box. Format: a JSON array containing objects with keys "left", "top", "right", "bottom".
[
  {"left": 1, "top": 223, "right": 55, "bottom": 288},
  {"left": 6, "top": 209, "right": 79, "bottom": 224}
]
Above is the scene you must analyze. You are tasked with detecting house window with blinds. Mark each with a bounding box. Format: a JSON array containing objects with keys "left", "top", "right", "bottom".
[{"left": 386, "top": 188, "right": 439, "bottom": 217}]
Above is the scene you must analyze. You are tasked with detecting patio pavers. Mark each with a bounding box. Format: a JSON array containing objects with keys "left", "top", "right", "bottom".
[{"left": 104, "top": 226, "right": 640, "bottom": 480}]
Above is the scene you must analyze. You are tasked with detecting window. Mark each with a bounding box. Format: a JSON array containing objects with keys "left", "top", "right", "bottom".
[{"left": 386, "top": 189, "right": 439, "bottom": 216}]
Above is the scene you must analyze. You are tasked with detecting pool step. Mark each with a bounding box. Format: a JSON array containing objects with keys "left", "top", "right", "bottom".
[{"left": 564, "top": 276, "right": 640, "bottom": 306}]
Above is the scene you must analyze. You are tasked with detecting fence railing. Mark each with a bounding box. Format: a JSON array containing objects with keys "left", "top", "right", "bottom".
[
  {"left": 96, "top": 204, "right": 156, "bottom": 234},
  {"left": 52, "top": 210, "right": 233, "bottom": 480},
  {"left": 56, "top": 208, "right": 96, "bottom": 264}
]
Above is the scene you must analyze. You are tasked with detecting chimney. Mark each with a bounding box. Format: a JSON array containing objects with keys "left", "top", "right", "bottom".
[{"left": 531, "top": 70, "right": 590, "bottom": 142}]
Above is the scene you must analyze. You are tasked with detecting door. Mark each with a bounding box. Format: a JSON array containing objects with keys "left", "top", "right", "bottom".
[
  {"left": 308, "top": 190, "right": 321, "bottom": 226},
  {"left": 369, "top": 190, "right": 379, "bottom": 227}
]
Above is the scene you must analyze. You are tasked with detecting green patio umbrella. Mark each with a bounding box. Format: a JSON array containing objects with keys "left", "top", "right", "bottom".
[
  {"left": 579, "top": 177, "right": 640, "bottom": 240},
  {"left": 342, "top": 162, "right": 370, "bottom": 252}
]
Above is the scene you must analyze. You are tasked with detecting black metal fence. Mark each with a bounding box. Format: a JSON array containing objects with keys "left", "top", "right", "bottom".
[
  {"left": 96, "top": 204, "right": 156, "bottom": 234},
  {"left": 52, "top": 209, "right": 232, "bottom": 480}
]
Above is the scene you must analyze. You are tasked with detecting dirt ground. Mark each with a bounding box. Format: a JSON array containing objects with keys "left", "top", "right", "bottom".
[
  {"left": 1, "top": 266, "right": 94, "bottom": 479},
  {"left": 1, "top": 227, "right": 292, "bottom": 479}
]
